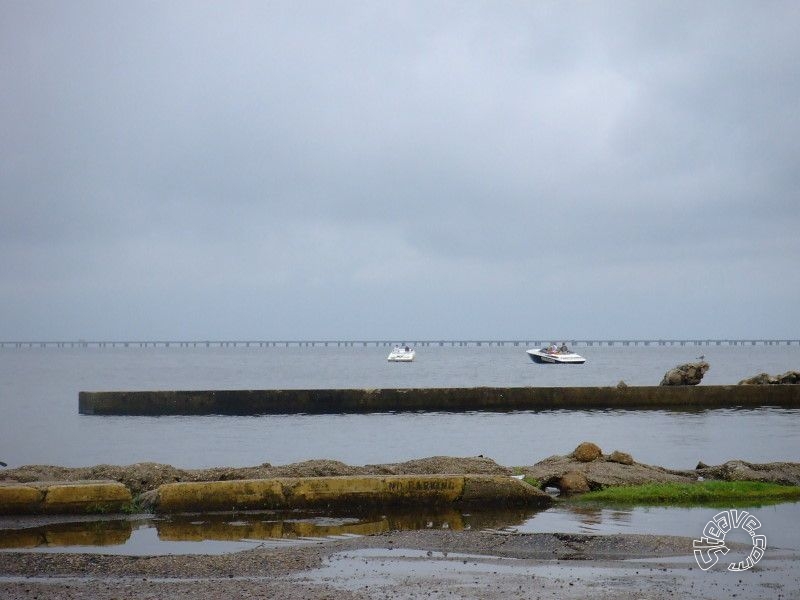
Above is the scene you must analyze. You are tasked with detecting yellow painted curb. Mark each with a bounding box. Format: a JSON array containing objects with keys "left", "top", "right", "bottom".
[
  {"left": 153, "top": 475, "right": 551, "bottom": 513},
  {"left": 43, "top": 481, "right": 132, "bottom": 514},
  {"left": 0, "top": 481, "right": 132, "bottom": 515},
  {"left": 158, "top": 478, "right": 285, "bottom": 513},
  {"left": 156, "top": 475, "right": 465, "bottom": 512},
  {"left": 286, "top": 475, "right": 465, "bottom": 506},
  {"left": 0, "top": 485, "right": 44, "bottom": 514}
]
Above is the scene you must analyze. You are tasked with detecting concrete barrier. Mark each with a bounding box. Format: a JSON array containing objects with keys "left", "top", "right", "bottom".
[
  {"left": 0, "top": 480, "right": 132, "bottom": 515},
  {"left": 79, "top": 385, "right": 800, "bottom": 415},
  {"left": 0, "top": 484, "right": 43, "bottom": 514},
  {"left": 151, "top": 475, "right": 551, "bottom": 513}
]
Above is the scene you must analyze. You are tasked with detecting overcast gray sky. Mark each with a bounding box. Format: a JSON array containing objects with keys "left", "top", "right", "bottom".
[{"left": 1, "top": 1, "right": 798, "bottom": 341}]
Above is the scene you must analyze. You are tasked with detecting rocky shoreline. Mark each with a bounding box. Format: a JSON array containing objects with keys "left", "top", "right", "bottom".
[
  {"left": 2, "top": 447, "right": 799, "bottom": 599},
  {"left": 3, "top": 447, "right": 799, "bottom": 498}
]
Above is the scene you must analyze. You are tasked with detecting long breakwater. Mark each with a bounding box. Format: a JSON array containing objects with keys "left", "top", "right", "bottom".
[{"left": 79, "top": 385, "right": 800, "bottom": 415}]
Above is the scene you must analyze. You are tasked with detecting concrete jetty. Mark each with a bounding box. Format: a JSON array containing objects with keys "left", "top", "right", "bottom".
[{"left": 79, "top": 385, "right": 800, "bottom": 415}]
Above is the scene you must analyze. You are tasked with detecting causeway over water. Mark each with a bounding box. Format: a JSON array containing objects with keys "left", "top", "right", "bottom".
[{"left": 6, "top": 338, "right": 800, "bottom": 348}]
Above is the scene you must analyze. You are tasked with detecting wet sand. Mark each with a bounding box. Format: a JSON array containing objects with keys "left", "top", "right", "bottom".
[{"left": 1, "top": 529, "right": 797, "bottom": 599}]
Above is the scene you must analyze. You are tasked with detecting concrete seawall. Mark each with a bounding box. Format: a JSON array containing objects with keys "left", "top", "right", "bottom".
[
  {"left": 79, "top": 385, "right": 800, "bottom": 415},
  {"left": 149, "top": 475, "right": 551, "bottom": 513}
]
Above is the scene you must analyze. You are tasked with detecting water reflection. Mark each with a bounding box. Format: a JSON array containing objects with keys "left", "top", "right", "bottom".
[
  {"left": 561, "top": 505, "right": 635, "bottom": 529},
  {"left": 0, "top": 507, "right": 541, "bottom": 553},
  {"left": 515, "top": 501, "right": 800, "bottom": 551},
  {"left": 3, "top": 502, "right": 797, "bottom": 555},
  {"left": 0, "top": 520, "right": 132, "bottom": 550}
]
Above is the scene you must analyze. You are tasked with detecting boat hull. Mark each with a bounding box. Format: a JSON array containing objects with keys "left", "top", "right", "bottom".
[{"left": 526, "top": 349, "right": 585, "bottom": 364}]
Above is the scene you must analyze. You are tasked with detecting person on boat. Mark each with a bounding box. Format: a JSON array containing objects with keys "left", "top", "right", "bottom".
[
  {"left": 560, "top": 342, "right": 568, "bottom": 353},
  {"left": 547, "top": 343, "right": 558, "bottom": 353}
]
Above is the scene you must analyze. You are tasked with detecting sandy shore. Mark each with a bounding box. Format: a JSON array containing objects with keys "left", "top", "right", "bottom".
[{"left": 1, "top": 529, "right": 797, "bottom": 599}]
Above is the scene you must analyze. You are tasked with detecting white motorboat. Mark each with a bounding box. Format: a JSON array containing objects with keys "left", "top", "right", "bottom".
[
  {"left": 526, "top": 345, "right": 585, "bottom": 364},
  {"left": 387, "top": 345, "right": 415, "bottom": 362}
]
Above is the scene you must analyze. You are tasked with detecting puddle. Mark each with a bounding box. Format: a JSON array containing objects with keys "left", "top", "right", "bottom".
[
  {"left": 0, "top": 507, "right": 540, "bottom": 555},
  {"left": 510, "top": 501, "right": 800, "bottom": 552},
  {"left": 2, "top": 501, "right": 798, "bottom": 557},
  {"left": 4, "top": 524, "right": 265, "bottom": 556}
]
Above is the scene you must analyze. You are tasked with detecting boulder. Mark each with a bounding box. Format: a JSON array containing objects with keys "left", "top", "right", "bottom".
[
  {"left": 572, "top": 442, "right": 602, "bottom": 462},
  {"left": 607, "top": 451, "right": 634, "bottom": 466},
  {"left": 660, "top": 361, "right": 710, "bottom": 386},
  {"left": 776, "top": 371, "right": 800, "bottom": 384},
  {"left": 738, "top": 373, "right": 776, "bottom": 385},
  {"left": 557, "top": 471, "right": 590, "bottom": 493}
]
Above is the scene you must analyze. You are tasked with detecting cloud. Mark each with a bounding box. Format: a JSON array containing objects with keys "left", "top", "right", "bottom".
[{"left": 1, "top": 1, "right": 798, "bottom": 339}]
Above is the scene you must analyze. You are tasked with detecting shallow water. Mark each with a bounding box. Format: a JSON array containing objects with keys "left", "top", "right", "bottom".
[
  {"left": 2, "top": 501, "right": 797, "bottom": 556},
  {"left": 0, "top": 507, "right": 533, "bottom": 555},
  {"left": 515, "top": 501, "right": 800, "bottom": 551}
]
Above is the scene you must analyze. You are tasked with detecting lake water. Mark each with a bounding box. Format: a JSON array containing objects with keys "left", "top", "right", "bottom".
[{"left": 1, "top": 344, "right": 799, "bottom": 469}]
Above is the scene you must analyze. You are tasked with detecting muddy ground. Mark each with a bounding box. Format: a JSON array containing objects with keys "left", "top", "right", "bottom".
[{"left": 0, "top": 529, "right": 797, "bottom": 599}]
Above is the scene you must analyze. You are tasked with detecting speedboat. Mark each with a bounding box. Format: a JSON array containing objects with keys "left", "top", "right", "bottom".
[
  {"left": 527, "top": 346, "right": 585, "bottom": 364},
  {"left": 388, "top": 345, "right": 415, "bottom": 362}
]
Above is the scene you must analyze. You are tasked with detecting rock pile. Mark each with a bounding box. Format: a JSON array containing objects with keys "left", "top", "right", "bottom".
[
  {"left": 738, "top": 371, "right": 800, "bottom": 385},
  {"left": 527, "top": 443, "right": 691, "bottom": 493},
  {"left": 660, "top": 361, "right": 710, "bottom": 385},
  {"left": 694, "top": 460, "right": 800, "bottom": 486}
]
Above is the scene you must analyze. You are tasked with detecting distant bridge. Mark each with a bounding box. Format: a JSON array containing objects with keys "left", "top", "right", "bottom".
[{"left": 1, "top": 339, "right": 798, "bottom": 349}]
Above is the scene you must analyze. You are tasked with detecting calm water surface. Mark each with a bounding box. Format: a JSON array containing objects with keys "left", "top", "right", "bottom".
[
  {"left": 1, "top": 345, "right": 798, "bottom": 469},
  {"left": 3, "top": 501, "right": 798, "bottom": 555}
]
